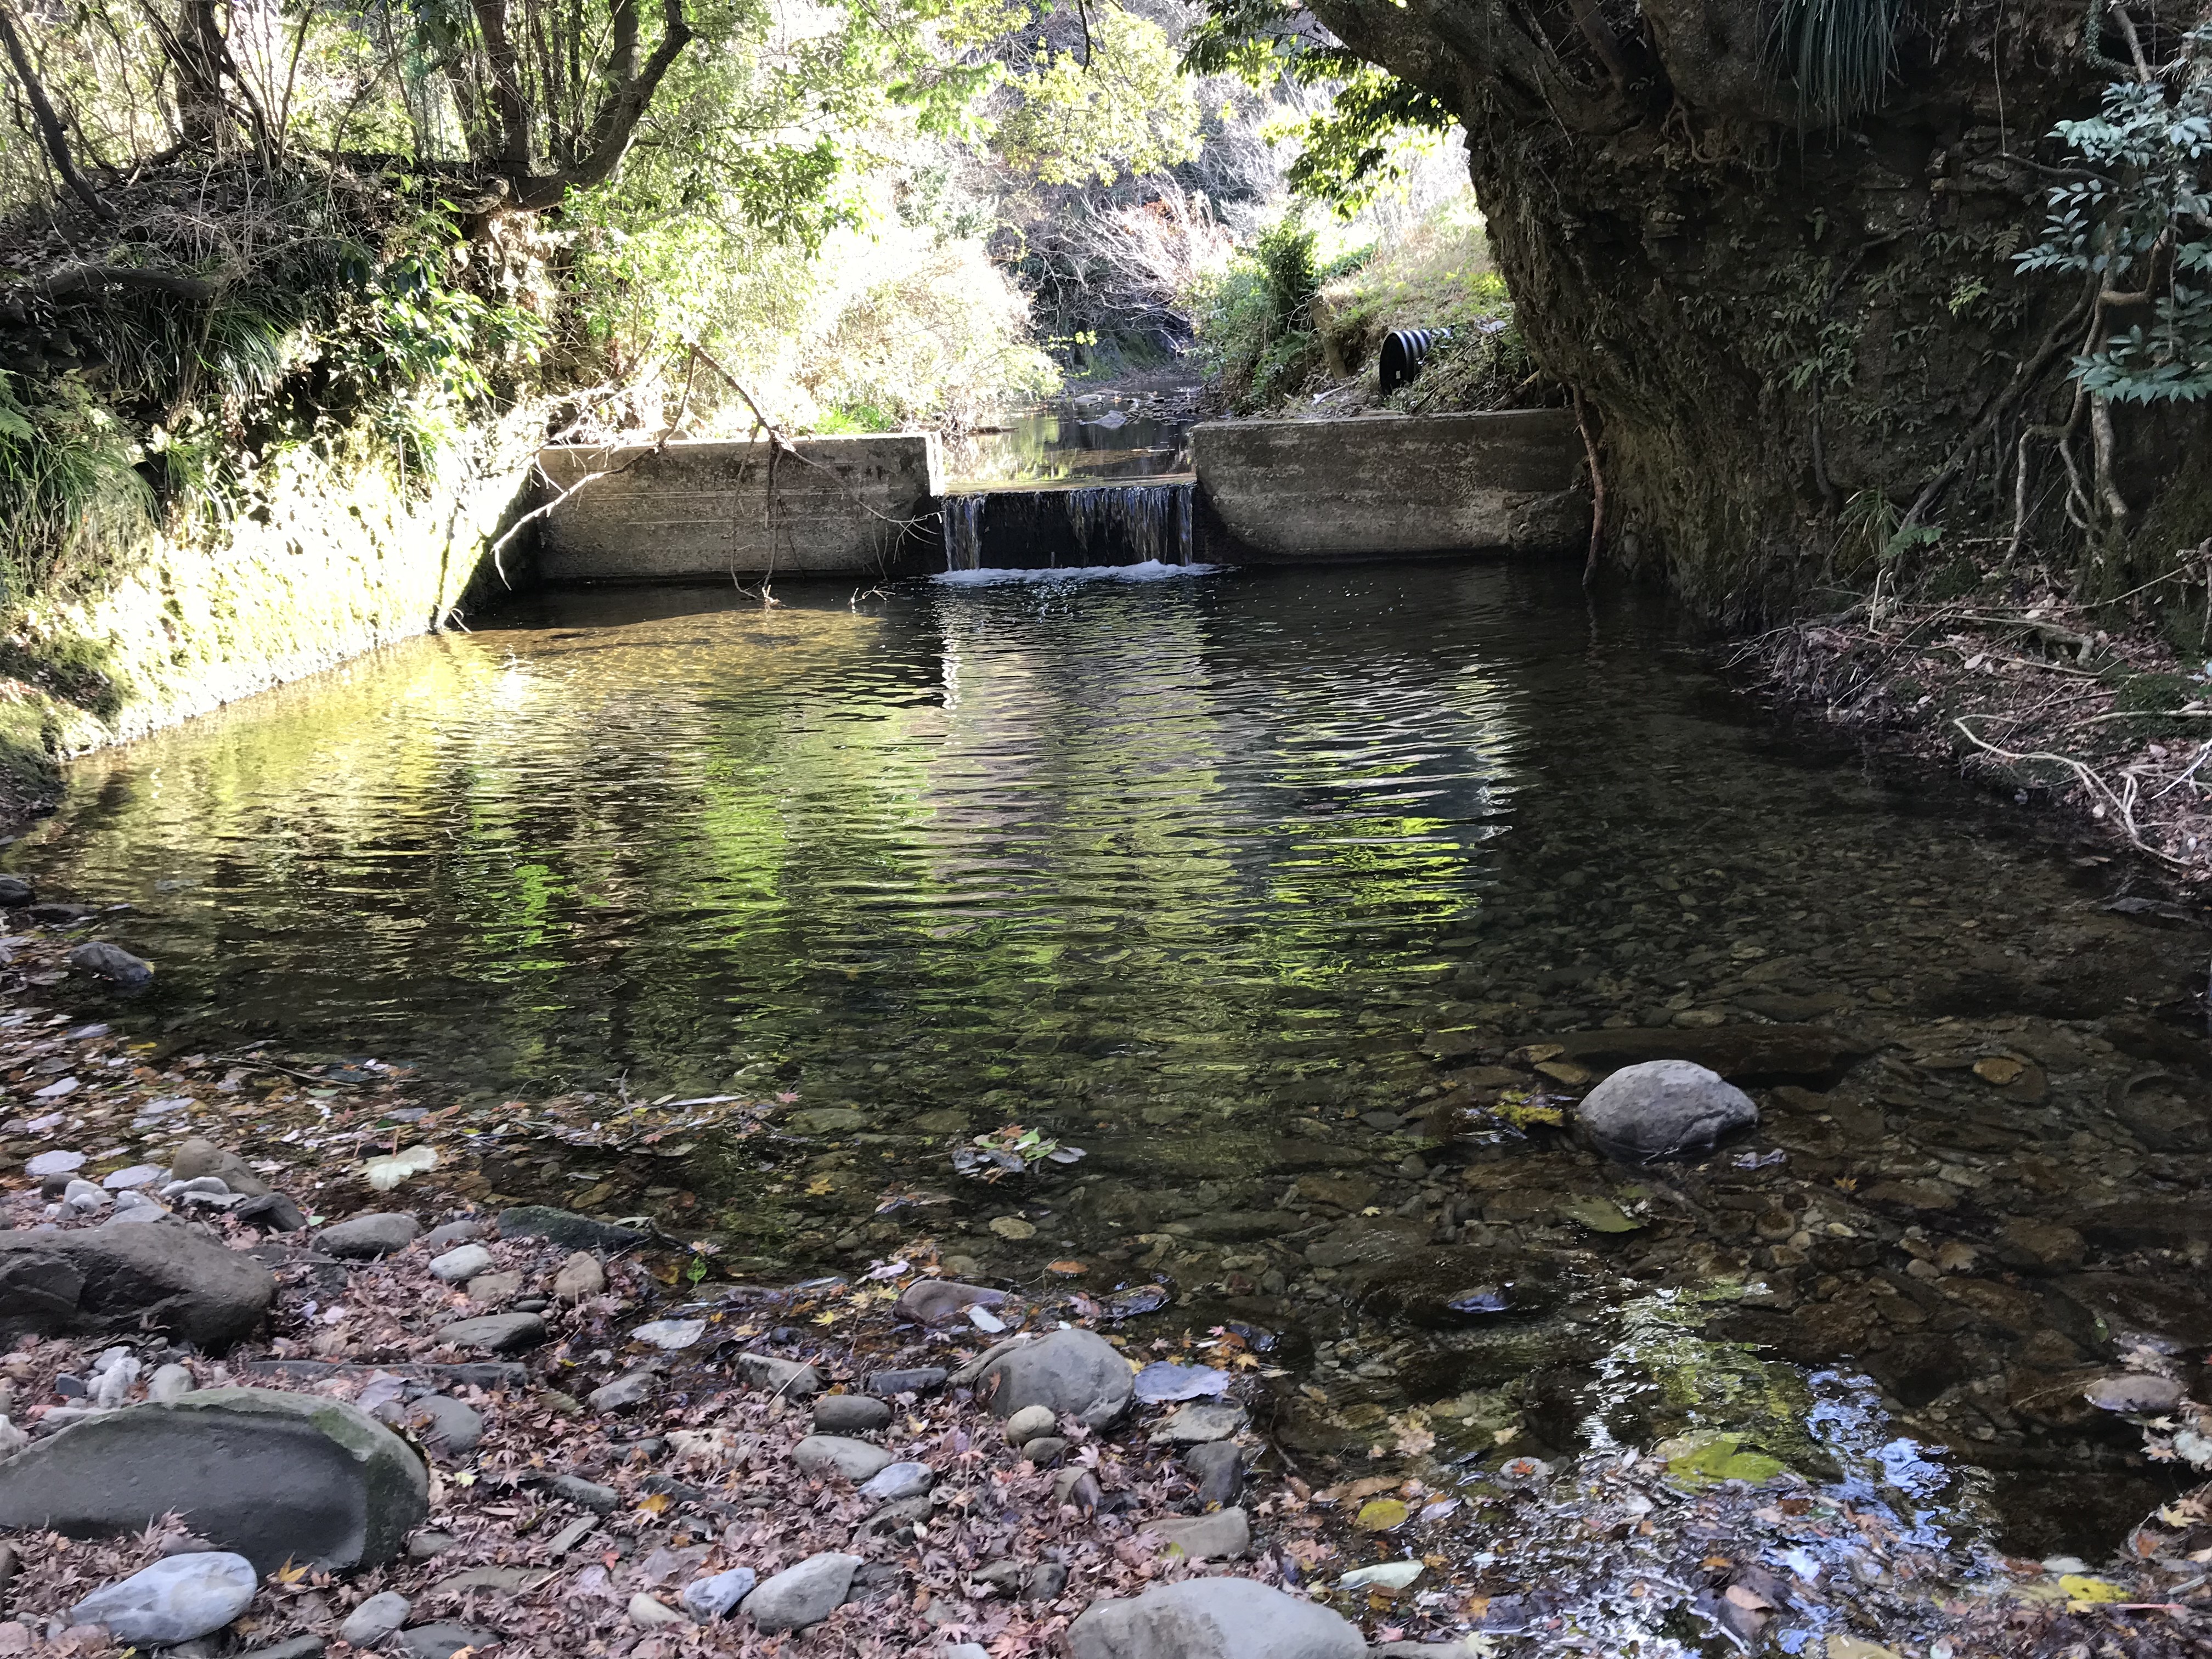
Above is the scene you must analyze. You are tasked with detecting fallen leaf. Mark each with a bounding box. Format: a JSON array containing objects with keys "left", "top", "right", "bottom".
[
  {"left": 1972, "top": 1056, "right": 2025, "bottom": 1085},
  {"left": 1356, "top": 1498, "right": 1409, "bottom": 1531},
  {"left": 1046, "top": 1260, "right": 1087, "bottom": 1275}
]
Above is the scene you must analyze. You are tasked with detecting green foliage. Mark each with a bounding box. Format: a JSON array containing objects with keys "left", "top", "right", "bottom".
[
  {"left": 996, "top": 5, "right": 1203, "bottom": 186},
  {"left": 2017, "top": 29, "right": 2212, "bottom": 405},
  {"left": 1190, "top": 219, "right": 1329, "bottom": 410},
  {"left": 0, "top": 372, "right": 154, "bottom": 603},
  {"left": 1837, "top": 486, "right": 1942, "bottom": 575},
  {"left": 1765, "top": 0, "right": 1904, "bottom": 123}
]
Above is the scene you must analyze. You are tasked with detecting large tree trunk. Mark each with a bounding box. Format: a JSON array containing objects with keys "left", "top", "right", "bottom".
[{"left": 1306, "top": 0, "right": 2157, "bottom": 616}]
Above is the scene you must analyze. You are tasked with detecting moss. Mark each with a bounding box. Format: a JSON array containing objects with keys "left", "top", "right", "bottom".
[{"left": 2112, "top": 670, "right": 2205, "bottom": 738}]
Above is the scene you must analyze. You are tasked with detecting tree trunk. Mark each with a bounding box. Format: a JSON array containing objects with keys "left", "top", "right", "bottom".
[{"left": 1305, "top": 0, "right": 2142, "bottom": 617}]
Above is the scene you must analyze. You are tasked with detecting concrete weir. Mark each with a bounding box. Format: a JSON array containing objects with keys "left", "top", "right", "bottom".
[{"left": 532, "top": 410, "right": 1583, "bottom": 578}]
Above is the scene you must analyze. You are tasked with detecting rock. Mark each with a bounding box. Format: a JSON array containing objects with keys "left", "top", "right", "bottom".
[
  {"left": 420, "top": 1220, "right": 483, "bottom": 1250},
  {"left": 241, "top": 1638, "right": 327, "bottom": 1659},
  {"left": 979, "top": 1329, "right": 1133, "bottom": 1430},
  {"left": 1023, "top": 1562, "right": 1069, "bottom": 1602},
  {"left": 1066, "top": 1577, "right": 1362, "bottom": 1659},
  {"left": 2083, "top": 1373, "right": 2187, "bottom": 1413},
  {"left": 466, "top": 1272, "right": 523, "bottom": 1304},
  {"left": 1999, "top": 1218, "right": 2086, "bottom": 1273},
  {"left": 375, "top": 1395, "right": 483, "bottom": 1455},
  {"left": 857, "top": 1461, "right": 934, "bottom": 1503},
  {"left": 552, "top": 1252, "right": 606, "bottom": 1300},
  {"left": 941, "top": 1646, "right": 989, "bottom": 1659},
  {"left": 434, "top": 1312, "right": 546, "bottom": 1353},
  {"left": 406, "top": 1532, "right": 456, "bottom": 1559},
  {"left": 0, "top": 1220, "right": 273, "bottom": 1347},
  {"left": 896, "top": 1280, "right": 1008, "bottom": 1326},
  {"left": 318, "top": 1214, "right": 420, "bottom": 1259},
  {"left": 69, "top": 941, "right": 153, "bottom": 991},
  {"left": 1146, "top": 1506, "right": 1249, "bottom": 1560},
  {"left": 101, "top": 1164, "right": 164, "bottom": 1190},
  {"left": 590, "top": 1372, "right": 656, "bottom": 1413},
  {"left": 856, "top": 1494, "right": 934, "bottom": 1539},
  {"left": 70, "top": 1551, "right": 257, "bottom": 1644},
  {"left": 1003, "top": 1404, "right": 1057, "bottom": 1446},
  {"left": 166, "top": 1139, "right": 270, "bottom": 1197},
  {"left": 794, "top": 1435, "right": 895, "bottom": 1483},
  {"left": 1150, "top": 1402, "right": 1246, "bottom": 1444},
  {"left": 867, "top": 1367, "right": 949, "bottom": 1395},
  {"left": 735, "top": 1352, "right": 823, "bottom": 1397},
  {"left": 339, "top": 1592, "right": 413, "bottom": 1644},
  {"left": 745, "top": 1551, "right": 861, "bottom": 1633},
  {"left": 1576, "top": 1060, "right": 1758, "bottom": 1163},
  {"left": 149, "top": 1363, "right": 195, "bottom": 1403},
  {"left": 680, "top": 1567, "right": 757, "bottom": 1620},
  {"left": 1353, "top": 1245, "right": 1568, "bottom": 1328},
  {"left": 631, "top": 1318, "right": 706, "bottom": 1350},
  {"left": 496, "top": 1206, "right": 647, "bottom": 1252},
  {"left": 1186, "top": 1440, "right": 1243, "bottom": 1505},
  {"left": 1019, "top": 1435, "right": 1069, "bottom": 1465},
  {"left": 545, "top": 1474, "right": 620, "bottom": 1513},
  {"left": 812, "top": 1395, "right": 892, "bottom": 1434},
  {"left": 427, "top": 1244, "right": 494, "bottom": 1283},
  {"left": 232, "top": 1193, "right": 307, "bottom": 1232},
  {"left": 628, "top": 1593, "right": 690, "bottom": 1627},
  {"left": 390, "top": 1623, "right": 495, "bottom": 1659},
  {"left": 0, "top": 875, "right": 31, "bottom": 905},
  {"left": 0, "top": 1387, "right": 427, "bottom": 1571}
]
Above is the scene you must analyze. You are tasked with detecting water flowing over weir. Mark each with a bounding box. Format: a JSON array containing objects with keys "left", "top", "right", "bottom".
[{"left": 940, "top": 478, "right": 1198, "bottom": 571}]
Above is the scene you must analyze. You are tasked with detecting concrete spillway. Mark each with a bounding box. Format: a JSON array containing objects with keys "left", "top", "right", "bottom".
[{"left": 531, "top": 409, "right": 1584, "bottom": 580}]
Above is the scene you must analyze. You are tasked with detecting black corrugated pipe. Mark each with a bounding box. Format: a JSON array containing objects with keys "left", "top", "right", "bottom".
[{"left": 1379, "top": 328, "right": 1452, "bottom": 394}]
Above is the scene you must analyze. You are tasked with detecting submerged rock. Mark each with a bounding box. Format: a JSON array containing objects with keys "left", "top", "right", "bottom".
[
  {"left": 496, "top": 1205, "right": 647, "bottom": 1252},
  {"left": 1066, "top": 1578, "right": 1361, "bottom": 1659},
  {"left": 1577, "top": 1059, "right": 1758, "bottom": 1162},
  {"left": 69, "top": 941, "right": 154, "bottom": 991},
  {"left": 0, "top": 1220, "right": 273, "bottom": 1347},
  {"left": 70, "top": 1551, "right": 258, "bottom": 1644}
]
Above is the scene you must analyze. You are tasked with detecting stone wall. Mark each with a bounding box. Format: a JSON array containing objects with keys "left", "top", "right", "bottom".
[
  {"left": 535, "top": 435, "right": 944, "bottom": 580},
  {"left": 1190, "top": 410, "right": 1587, "bottom": 561}
]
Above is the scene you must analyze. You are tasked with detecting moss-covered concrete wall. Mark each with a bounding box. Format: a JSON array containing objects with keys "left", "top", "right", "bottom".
[{"left": 0, "top": 410, "right": 542, "bottom": 813}]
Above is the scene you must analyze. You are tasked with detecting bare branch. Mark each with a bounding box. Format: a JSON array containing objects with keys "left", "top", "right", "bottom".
[{"left": 0, "top": 0, "right": 117, "bottom": 221}]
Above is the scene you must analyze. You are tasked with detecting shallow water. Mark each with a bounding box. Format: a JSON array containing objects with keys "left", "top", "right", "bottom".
[
  {"left": 940, "top": 392, "right": 1193, "bottom": 486},
  {"left": 16, "top": 562, "right": 2212, "bottom": 1558}
]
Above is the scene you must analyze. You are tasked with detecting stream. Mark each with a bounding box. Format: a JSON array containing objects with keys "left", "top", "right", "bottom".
[{"left": 12, "top": 560, "right": 2212, "bottom": 1564}]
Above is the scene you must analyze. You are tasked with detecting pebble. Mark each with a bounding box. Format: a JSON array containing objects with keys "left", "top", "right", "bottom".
[
  {"left": 679, "top": 1567, "right": 757, "bottom": 1620},
  {"left": 69, "top": 1551, "right": 258, "bottom": 1644},
  {"left": 427, "top": 1244, "right": 495, "bottom": 1283},
  {"left": 339, "top": 1592, "right": 413, "bottom": 1644},
  {"left": 856, "top": 1461, "right": 934, "bottom": 1503}
]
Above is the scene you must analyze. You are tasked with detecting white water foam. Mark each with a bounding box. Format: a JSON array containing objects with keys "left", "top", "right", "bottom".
[{"left": 933, "top": 560, "right": 1223, "bottom": 586}]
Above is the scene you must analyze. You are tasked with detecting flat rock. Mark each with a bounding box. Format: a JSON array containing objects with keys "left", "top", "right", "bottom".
[
  {"left": 374, "top": 1394, "right": 483, "bottom": 1455},
  {"left": 856, "top": 1460, "right": 934, "bottom": 1503},
  {"left": 1576, "top": 1059, "right": 1758, "bottom": 1163},
  {"left": 545, "top": 1474, "right": 620, "bottom": 1513},
  {"left": 496, "top": 1206, "right": 647, "bottom": 1252},
  {"left": 427, "top": 1244, "right": 494, "bottom": 1283},
  {"left": 590, "top": 1372, "right": 656, "bottom": 1413},
  {"left": 794, "top": 1435, "right": 895, "bottom": 1483},
  {"left": 1146, "top": 1506, "right": 1249, "bottom": 1560},
  {"left": 895, "top": 1280, "right": 1008, "bottom": 1326},
  {"left": 0, "top": 1387, "right": 427, "bottom": 1572},
  {"left": 168, "top": 1139, "right": 271, "bottom": 1197},
  {"left": 71, "top": 1551, "right": 257, "bottom": 1644},
  {"left": 746, "top": 1551, "right": 860, "bottom": 1633},
  {"left": 390, "top": 1624, "right": 496, "bottom": 1659},
  {"left": 680, "top": 1567, "right": 757, "bottom": 1620},
  {"left": 435, "top": 1312, "right": 546, "bottom": 1353},
  {"left": 980, "top": 1328, "right": 1133, "bottom": 1429},
  {"left": 339, "top": 1592, "right": 413, "bottom": 1644},
  {"left": 1149, "top": 1402, "right": 1246, "bottom": 1444},
  {"left": 552, "top": 1251, "right": 606, "bottom": 1300},
  {"left": 466, "top": 1271, "right": 523, "bottom": 1304},
  {"left": 0, "top": 1220, "right": 273, "bottom": 1347},
  {"left": 318, "top": 1214, "right": 420, "bottom": 1259},
  {"left": 240, "top": 1638, "right": 327, "bottom": 1659},
  {"left": 812, "top": 1395, "right": 892, "bottom": 1434},
  {"left": 421, "top": 1220, "right": 483, "bottom": 1250},
  {"left": 735, "top": 1351, "right": 823, "bottom": 1397},
  {"left": 1066, "top": 1577, "right": 1362, "bottom": 1659},
  {"left": 866, "top": 1366, "right": 948, "bottom": 1395}
]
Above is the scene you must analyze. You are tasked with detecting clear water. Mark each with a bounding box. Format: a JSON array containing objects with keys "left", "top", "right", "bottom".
[
  {"left": 940, "top": 391, "right": 1193, "bottom": 486},
  {"left": 15, "top": 561, "right": 2211, "bottom": 1557}
]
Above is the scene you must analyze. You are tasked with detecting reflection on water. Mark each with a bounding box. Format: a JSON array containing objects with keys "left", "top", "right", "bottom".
[
  {"left": 15, "top": 562, "right": 2212, "bottom": 1558},
  {"left": 941, "top": 391, "right": 1193, "bottom": 486}
]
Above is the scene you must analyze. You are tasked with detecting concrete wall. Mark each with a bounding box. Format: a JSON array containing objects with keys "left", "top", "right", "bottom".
[
  {"left": 1191, "top": 410, "right": 1586, "bottom": 561},
  {"left": 536, "top": 435, "right": 944, "bottom": 580}
]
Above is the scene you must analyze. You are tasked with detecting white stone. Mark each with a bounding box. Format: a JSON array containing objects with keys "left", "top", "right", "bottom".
[
  {"left": 427, "top": 1244, "right": 495, "bottom": 1283},
  {"left": 70, "top": 1552, "right": 259, "bottom": 1645}
]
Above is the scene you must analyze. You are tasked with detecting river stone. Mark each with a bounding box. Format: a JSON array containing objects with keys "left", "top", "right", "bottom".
[
  {"left": 895, "top": 1280, "right": 1008, "bottom": 1326},
  {"left": 857, "top": 1460, "right": 934, "bottom": 1503},
  {"left": 866, "top": 1366, "right": 949, "bottom": 1395},
  {"left": 421, "top": 1220, "right": 483, "bottom": 1250},
  {"left": 1186, "top": 1440, "right": 1243, "bottom": 1505},
  {"left": 1149, "top": 1402, "right": 1246, "bottom": 1444},
  {"left": 1066, "top": 1577, "right": 1362, "bottom": 1659},
  {"left": 812, "top": 1394, "right": 892, "bottom": 1433},
  {"left": 166, "top": 1139, "right": 272, "bottom": 1198},
  {"left": 427, "top": 1244, "right": 494, "bottom": 1283},
  {"left": 0, "top": 1387, "right": 427, "bottom": 1571},
  {"left": 496, "top": 1206, "right": 647, "bottom": 1252},
  {"left": 552, "top": 1251, "right": 606, "bottom": 1300},
  {"left": 318, "top": 1213, "right": 420, "bottom": 1259},
  {"left": 1003, "top": 1404, "right": 1057, "bottom": 1446},
  {"left": 0, "top": 1220, "right": 273, "bottom": 1347},
  {"left": 590, "top": 1371, "right": 656, "bottom": 1413},
  {"left": 794, "top": 1435, "right": 895, "bottom": 1482},
  {"left": 745, "top": 1551, "right": 861, "bottom": 1633},
  {"left": 70, "top": 941, "right": 154, "bottom": 991},
  {"left": 1146, "top": 1506, "right": 1249, "bottom": 1560},
  {"left": 680, "top": 1567, "right": 757, "bottom": 1620},
  {"left": 1576, "top": 1059, "right": 1758, "bottom": 1162},
  {"left": 390, "top": 1623, "right": 496, "bottom": 1659},
  {"left": 375, "top": 1394, "right": 483, "bottom": 1455},
  {"left": 735, "top": 1352, "right": 823, "bottom": 1397},
  {"left": 435, "top": 1312, "right": 546, "bottom": 1353},
  {"left": 27, "top": 1149, "right": 84, "bottom": 1177},
  {"left": 241, "top": 1638, "right": 327, "bottom": 1659},
  {"left": 339, "top": 1592, "right": 413, "bottom": 1644},
  {"left": 0, "top": 875, "right": 30, "bottom": 905},
  {"left": 70, "top": 1550, "right": 257, "bottom": 1644},
  {"left": 979, "top": 1328, "right": 1133, "bottom": 1429}
]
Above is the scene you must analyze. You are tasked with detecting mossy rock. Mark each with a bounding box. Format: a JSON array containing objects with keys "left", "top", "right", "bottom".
[{"left": 1655, "top": 1429, "right": 1790, "bottom": 1487}]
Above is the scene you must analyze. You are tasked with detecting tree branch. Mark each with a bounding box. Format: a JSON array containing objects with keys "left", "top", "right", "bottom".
[{"left": 0, "top": 0, "right": 116, "bottom": 221}]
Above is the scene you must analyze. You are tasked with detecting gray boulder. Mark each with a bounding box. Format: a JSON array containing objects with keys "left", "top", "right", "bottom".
[
  {"left": 1576, "top": 1059, "right": 1758, "bottom": 1162},
  {"left": 496, "top": 1206, "right": 647, "bottom": 1252},
  {"left": 979, "top": 1329, "right": 1133, "bottom": 1429},
  {"left": 0, "top": 1220, "right": 273, "bottom": 1347},
  {"left": 812, "top": 1395, "right": 891, "bottom": 1434},
  {"left": 434, "top": 1312, "right": 546, "bottom": 1353},
  {"left": 318, "top": 1214, "right": 420, "bottom": 1259},
  {"left": 70, "top": 940, "right": 153, "bottom": 991},
  {"left": 0, "top": 1387, "right": 428, "bottom": 1572},
  {"left": 339, "top": 1592, "right": 413, "bottom": 1644},
  {"left": 793, "top": 1435, "right": 894, "bottom": 1483},
  {"left": 746, "top": 1551, "right": 860, "bottom": 1633},
  {"left": 70, "top": 1551, "right": 258, "bottom": 1644},
  {"left": 1066, "top": 1578, "right": 1363, "bottom": 1659}
]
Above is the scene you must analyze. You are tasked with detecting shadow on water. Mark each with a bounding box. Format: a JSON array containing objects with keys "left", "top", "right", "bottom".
[{"left": 14, "top": 560, "right": 2212, "bottom": 1560}]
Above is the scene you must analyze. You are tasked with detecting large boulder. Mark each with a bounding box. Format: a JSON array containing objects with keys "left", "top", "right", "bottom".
[
  {"left": 1576, "top": 1059, "right": 1758, "bottom": 1163},
  {"left": 0, "top": 1220, "right": 273, "bottom": 1347},
  {"left": 0, "top": 1387, "right": 428, "bottom": 1572},
  {"left": 978, "top": 1329, "right": 1133, "bottom": 1430},
  {"left": 1066, "top": 1579, "right": 1362, "bottom": 1659}
]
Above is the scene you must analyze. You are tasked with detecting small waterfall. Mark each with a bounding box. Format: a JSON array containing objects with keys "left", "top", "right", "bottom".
[
  {"left": 942, "top": 495, "right": 986, "bottom": 571},
  {"left": 1065, "top": 481, "right": 1195, "bottom": 566}
]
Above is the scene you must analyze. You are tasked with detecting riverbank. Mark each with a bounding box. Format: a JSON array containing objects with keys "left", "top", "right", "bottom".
[{"left": 3, "top": 902, "right": 2212, "bottom": 1655}]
